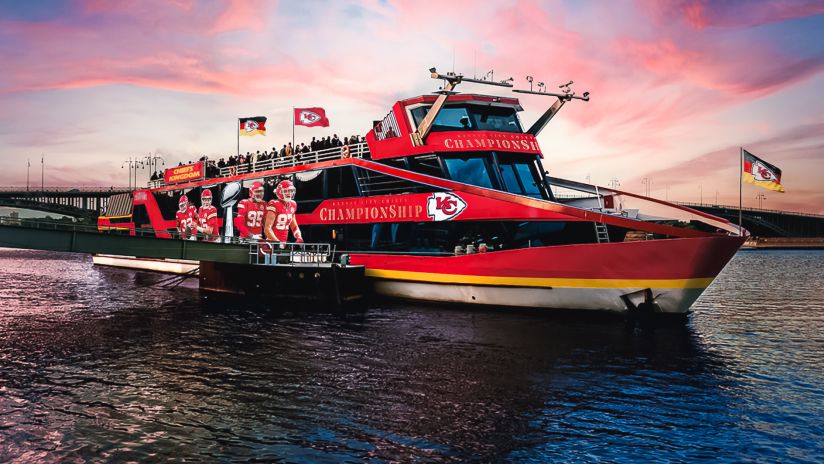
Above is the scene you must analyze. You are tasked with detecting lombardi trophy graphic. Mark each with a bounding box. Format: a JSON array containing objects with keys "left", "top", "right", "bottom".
[{"left": 220, "top": 181, "right": 242, "bottom": 242}]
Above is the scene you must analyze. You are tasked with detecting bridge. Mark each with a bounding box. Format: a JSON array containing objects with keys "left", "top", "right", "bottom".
[
  {"left": 676, "top": 202, "right": 824, "bottom": 238},
  {"left": 0, "top": 187, "right": 131, "bottom": 221}
]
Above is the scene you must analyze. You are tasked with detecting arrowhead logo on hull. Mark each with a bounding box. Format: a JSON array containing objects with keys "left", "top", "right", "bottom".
[{"left": 427, "top": 192, "right": 467, "bottom": 221}]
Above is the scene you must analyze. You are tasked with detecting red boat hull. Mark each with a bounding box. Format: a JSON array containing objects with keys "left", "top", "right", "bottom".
[{"left": 349, "top": 235, "right": 744, "bottom": 314}]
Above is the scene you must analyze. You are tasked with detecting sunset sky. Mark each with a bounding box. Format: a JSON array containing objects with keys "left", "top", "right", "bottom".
[{"left": 1, "top": 0, "right": 822, "bottom": 213}]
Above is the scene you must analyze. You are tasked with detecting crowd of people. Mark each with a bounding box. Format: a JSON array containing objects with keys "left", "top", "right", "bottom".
[{"left": 149, "top": 134, "right": 365, "bottom": 183}]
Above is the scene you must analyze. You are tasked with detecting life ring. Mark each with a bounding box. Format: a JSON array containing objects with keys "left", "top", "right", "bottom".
[{"left": 341, "top": 145, "right": 351, "bottom": 159}]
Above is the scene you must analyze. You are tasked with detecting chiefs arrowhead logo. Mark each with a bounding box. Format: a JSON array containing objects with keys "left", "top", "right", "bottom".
[
  {"left": 299, "top": 111, "right": 321, "bottom": 125},
  {"left": 752, "top": 161, "right": 775, "bottom": 181},
  {"left": 427, "top": 192, "right": 467, "bottom": 221},
  {"left": 243, "top": 120, "right": 259, "bottom": 132}
]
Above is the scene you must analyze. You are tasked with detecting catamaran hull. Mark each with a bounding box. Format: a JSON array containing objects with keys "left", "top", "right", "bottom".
[
  {"left": 351, "top": 235, "right": 745, "bottom": 314},
  {"left": 371, "top": 280, "right": 706, "bottom": 314}
]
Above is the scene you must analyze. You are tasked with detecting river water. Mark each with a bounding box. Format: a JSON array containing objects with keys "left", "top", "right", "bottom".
[{"left": 0, "top": 249, "right": 822, "bottom": 463}]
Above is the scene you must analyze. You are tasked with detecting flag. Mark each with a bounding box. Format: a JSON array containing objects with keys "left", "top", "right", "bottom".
[
  {"left": 294, "top": 107, "right": 329, "bottom": 127},
  {"left": 239, "top": 116, "right": 267, "bottom": 136},
  {"left": 742, "top": 149, "right": 784, "bottom": 192}
]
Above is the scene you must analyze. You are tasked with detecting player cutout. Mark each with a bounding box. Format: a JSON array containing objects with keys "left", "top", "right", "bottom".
[
  {"left": 196, "top": 189, "right": 220, "bottom": 242},
  {"left": 234, "top": 181, "right": 267, "bottom": 240},
  {"left": 264, "top": 180, "right": 303, "bottom": 247},
  {"left": 176, "top": 195, "right": 198, "bottom": 240}
]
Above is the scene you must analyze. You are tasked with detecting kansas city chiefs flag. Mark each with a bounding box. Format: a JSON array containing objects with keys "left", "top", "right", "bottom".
[
  {"left": 742, "top": 149, "right": 785, "bottom": 192},
  {"left": 239, "top": 116, "right": 267, "bottom": 136},
  {"left": 294, "top": 107, "right": 329, "bottom": 127}
]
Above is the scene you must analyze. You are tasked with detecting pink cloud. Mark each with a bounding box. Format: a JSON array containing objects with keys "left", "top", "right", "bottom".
[
  {"left": 654, "top": 0, "right": 824, "bottom": 29},
  {"left": 209, "top": 0, "right": 266, "bottom": 34}
]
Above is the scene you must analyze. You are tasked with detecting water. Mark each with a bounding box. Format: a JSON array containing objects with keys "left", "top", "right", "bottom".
[{"left": 0, "top": 249, "right": 822, "bottom": 463}]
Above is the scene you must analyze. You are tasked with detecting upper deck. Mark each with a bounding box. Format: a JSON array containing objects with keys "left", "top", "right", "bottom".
[{"left": 366, "top": 93, "right": 542, "bottom": 160}]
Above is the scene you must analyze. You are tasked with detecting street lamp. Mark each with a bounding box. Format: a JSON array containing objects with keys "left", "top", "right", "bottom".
[
  {"left": 756, "top": 193, "right": 766, "bottom": 209},
  {"left": 641, "top": 177, "right": 652, "bottom": 197}
]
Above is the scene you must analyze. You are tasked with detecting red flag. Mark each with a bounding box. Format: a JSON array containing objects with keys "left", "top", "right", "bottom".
[{"left": 294, "top": 107, "right": 329, "bottom": 127}]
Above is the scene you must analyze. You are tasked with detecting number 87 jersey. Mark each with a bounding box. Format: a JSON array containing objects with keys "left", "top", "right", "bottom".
[{"left": 265, "top": 199, "right": 298, "bottom": 242}]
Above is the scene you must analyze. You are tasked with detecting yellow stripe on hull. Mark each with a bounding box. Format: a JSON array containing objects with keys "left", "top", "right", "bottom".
[{"left": 364, "top": 268, "right": 714, "bottom": 289}]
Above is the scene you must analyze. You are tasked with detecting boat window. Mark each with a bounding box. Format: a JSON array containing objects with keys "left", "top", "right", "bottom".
[
  {"left": 411, "top": 104, "right": 522, "bottom": 133},
  {"left": 325, "top": 167, "right": 359, "bottom": 199},
  {"left": 443, "top": 155, "right": 494, "bottom": 189},
  {"left": 470, "top": 105, "right": 522, "bottom": 133},
  {"left": 411, "top": 106, "right": 472, "bottom": 132},
  {"left": 514, "top": 163, "right": 542, "bottom": 197},
  {"left": 409, "top": 155, "right": 445, "bottom": 178},
  {"left": 497, "top": 154, "right": 544, "bottom": 199}
]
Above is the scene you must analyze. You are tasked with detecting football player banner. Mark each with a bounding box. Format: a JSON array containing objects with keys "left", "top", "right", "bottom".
[
  {"left": 164, "top": 161, "right": 205, "bottom": 184},
  {"left": 239, "top": 116, "right": 267, "bottom": 136},
  {"left": 742, "top": 149, "right": 785, "bottom": 193}
]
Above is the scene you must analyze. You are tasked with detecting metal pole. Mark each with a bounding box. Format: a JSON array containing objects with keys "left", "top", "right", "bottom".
[
  {"left": 237, "top": 118, "right": 240, "bottom": 158},
  {"left": 292, "top": 107, "right": 295, "bottom": 152},
  {"left": 739, "top": 147, "right": 743, "bottom": 236},
  {"left": 41, "top": 154, "right": 44, "bottom": 190},
  {"left": 27, "top": 159, "right": 30, "bottom": 191}
]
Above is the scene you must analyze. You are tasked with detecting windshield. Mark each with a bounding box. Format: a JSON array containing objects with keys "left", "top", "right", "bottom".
[
  {"left": 439, "top": 152, "right": 547, "bottom": 199},
  {"left": 411, "top": 104, "right": 522, "bottom": 133},
  {"left": 442, "top": 156, "right": 494, "bottom": 189},
  {"left": 499, "top": 154, "right": 543, "bottom": 199}
]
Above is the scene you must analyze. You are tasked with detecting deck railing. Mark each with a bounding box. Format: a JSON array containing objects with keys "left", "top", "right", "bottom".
[{"left": 147, "top": 143, "right": 370, "bottom": 189}]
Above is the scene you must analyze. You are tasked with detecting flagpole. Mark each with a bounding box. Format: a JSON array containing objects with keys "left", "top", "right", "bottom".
[
  {"left": 41, "top": 154, "right": 44, "bottom": 190},
  {"left": 237, "top": 118, "right": 240, "bottom": 158},
  {"left": 739, "top": 147, "right": 743, "bottom": 236},
  {"left": 26, "top": 159, "right": 30, "bottom": 191},
  {"left": 291, "top": 107, "right": 295, "bottom": 151}
]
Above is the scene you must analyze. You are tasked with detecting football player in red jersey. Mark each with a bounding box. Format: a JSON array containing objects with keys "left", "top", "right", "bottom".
[
  {"left": 264, "top": 180, "right": 303, "bottom": 245},
  {"left": 196, "top": 189, "right": 220, "bottom": 242},
  {"left": 175, "top": 195, "right": 198, "bottom": 240},
  {"left": 234, "top": 181, "right": 267, "bottom": 240}
]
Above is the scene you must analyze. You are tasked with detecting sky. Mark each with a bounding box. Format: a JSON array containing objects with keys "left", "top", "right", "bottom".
[{"left": 0, "top": 0, "right": 822, "bottom": 213}]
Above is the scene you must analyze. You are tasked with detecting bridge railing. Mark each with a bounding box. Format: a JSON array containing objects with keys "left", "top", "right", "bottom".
[{"left": 675, "top": 202, "right": 824, "bottom": 219}]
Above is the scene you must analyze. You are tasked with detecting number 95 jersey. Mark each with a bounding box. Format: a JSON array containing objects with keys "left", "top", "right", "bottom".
[{"left": 266, "top": 199, "right": 297, "bottom": 242}]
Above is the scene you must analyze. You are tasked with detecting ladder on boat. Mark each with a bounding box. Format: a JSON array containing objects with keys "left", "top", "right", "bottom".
[{"left": 594, "top": 222, "right": 610, "bottom": 243}]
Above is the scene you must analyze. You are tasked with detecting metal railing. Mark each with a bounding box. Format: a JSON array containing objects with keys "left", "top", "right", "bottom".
[
  {"left": 0, "top": 187, "right": 131, "bottom": 193},
  {"left": 248, "top": 241, "right": 332, "bottom": 266},
  {"left": 147, "top": 143, "right": 370, "bottom": 189},
  {"left": 674, "top": 201, "right": 824, "bottom": 219}
]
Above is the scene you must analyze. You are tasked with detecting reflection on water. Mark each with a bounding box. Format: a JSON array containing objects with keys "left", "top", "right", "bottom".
[{"left": 0, "top": 249, "right": 822, "bottom": 462}]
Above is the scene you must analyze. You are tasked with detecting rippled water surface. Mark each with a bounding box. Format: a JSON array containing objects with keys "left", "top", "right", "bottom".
[{"left": 1, "top": 249, "right": 823, "bottom": 462}]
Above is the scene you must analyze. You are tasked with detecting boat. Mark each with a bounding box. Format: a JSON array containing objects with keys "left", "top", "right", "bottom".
[{"left": 97, "top": 69, "right": 746, "bottom": 315}]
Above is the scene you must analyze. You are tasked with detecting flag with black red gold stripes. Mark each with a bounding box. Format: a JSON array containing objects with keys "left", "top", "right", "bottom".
[
  {"left": 239, "top": 116, "right": 267, "bottom": 136},
  {"left": 742, "top": 149, "right": 784, "bottom": 192}
]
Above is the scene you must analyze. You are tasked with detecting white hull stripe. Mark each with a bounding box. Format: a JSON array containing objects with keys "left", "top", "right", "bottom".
[{"left": 372, "top": 280, "right": 706, "bottom": 314}]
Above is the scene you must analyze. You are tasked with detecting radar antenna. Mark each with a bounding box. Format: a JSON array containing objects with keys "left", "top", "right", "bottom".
[{"left": 512, "top": 77, "right": 590, "bottom": 136}]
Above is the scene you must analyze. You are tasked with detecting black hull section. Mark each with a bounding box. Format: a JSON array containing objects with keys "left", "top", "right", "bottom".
[{"left": 199, "top": 261, "right": 366, "bottom": 305}]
